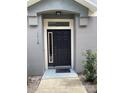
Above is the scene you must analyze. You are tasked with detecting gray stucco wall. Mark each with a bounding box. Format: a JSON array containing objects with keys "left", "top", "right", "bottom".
[
  {"left": 74, "top": 16, "right": 97, "bottom": 73},
  {"left": 27, "top": 15, "right": 45, "bottom": 76},
  {"left": 27, "top": 0, "right": 97, "bottom": 76},
  {"left": 28, "top": 0, "right": 88, "bottom": 17},
  {"left": 27, "top": 16, "right": 97, "bottom": 75}
]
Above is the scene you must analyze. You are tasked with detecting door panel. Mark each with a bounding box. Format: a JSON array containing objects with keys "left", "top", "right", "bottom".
[{"left": 47, "top": 29, "right": 71, "bottom": 67}]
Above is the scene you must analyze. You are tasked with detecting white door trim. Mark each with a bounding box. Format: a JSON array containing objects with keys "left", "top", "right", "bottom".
[{"left": 44, "top": 19, "right": 74, "bottom": 70}]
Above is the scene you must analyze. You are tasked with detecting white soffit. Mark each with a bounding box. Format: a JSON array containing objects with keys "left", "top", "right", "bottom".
[
  {"left": 74, "top": 0, "right": 97, "bottom": 12},
  {"left": 27, "top": 0, "right": 41, "bottom": 7},
  {"left": 27, "top": 0, "right": 97, "bottom": 13}
]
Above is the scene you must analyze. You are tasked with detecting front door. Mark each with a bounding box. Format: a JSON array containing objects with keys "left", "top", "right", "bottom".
[{"left": 47, "top": 29, "right": 71, "bottom": 67}]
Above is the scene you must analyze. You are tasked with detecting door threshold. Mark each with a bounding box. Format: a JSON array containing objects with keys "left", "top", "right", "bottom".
[
  {"left": 55, "top": 66, "right": 71, "bottom": 69},
  {"left": 48, "top": 66, "right": 71, "bottom": 69}
]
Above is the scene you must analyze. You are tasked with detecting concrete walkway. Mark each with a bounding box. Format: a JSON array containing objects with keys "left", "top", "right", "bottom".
[{"left": 35, "top": 77, "right": 87, "bottom": 93}]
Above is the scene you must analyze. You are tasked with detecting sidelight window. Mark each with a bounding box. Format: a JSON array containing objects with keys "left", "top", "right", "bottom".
[{"left": 48, "top": 32, "right": 53, "bottom": 63}]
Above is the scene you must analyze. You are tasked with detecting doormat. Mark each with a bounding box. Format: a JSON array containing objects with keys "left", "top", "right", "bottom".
[{"left": 56, "top": 68, "right": 70, "bottom": 73}]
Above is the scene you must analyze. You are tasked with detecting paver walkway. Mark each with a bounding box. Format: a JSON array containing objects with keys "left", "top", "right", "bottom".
[{"left": 35, "top": 77, "right": 87, "bottom": 93}]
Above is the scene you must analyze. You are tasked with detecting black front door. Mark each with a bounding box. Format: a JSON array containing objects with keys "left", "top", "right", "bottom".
[{"left": 47, "top": 29, "right": 71, "bottom": 67}]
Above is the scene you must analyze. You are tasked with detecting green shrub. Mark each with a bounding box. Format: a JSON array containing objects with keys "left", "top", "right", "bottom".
[{"left": 83, "top": 50, "right": 97, "bottom": 82}]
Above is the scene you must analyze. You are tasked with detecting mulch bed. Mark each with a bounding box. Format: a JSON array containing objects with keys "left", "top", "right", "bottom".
[
  {"left": 78, "top": 73, "right": 97, "bottom": 93},
  {"left": 27, "top": 76, "right": 42, "bottom": 93}
]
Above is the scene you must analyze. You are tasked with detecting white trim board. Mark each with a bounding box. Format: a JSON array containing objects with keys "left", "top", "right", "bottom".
[{"left": 44, "top": 19, "right": 74, "bottom": 70}]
